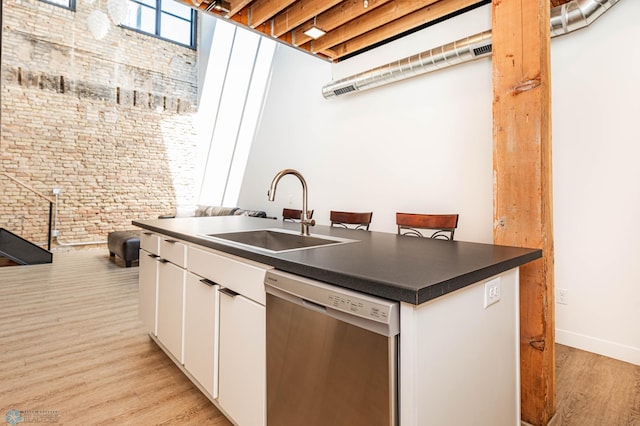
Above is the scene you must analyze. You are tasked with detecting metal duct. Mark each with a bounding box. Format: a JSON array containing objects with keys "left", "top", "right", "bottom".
[
  {"left": 322, "top": 0, "right": 621, "bottom": 99},
  {"left": 322, "top": 31, "right": 493, "bottom": 98},
  {"left": 550, "top": 0, "right": 618, "bottom": 35}
]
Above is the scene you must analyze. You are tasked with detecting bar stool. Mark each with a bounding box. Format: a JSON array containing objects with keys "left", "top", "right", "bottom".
[
  {"left": 330, "top": 211, "right": 373, "bottom": 231},
  {"left": 396, "top": 212, "right": 459, "bottom": 240},
  {"left": 282, "top": 208, "right": 314, "bottom": 222}
]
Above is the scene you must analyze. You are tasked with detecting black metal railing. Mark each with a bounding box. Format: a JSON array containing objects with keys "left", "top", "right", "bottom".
[{"left": 1, "top": 172, "right": 54, "bottom": 250}]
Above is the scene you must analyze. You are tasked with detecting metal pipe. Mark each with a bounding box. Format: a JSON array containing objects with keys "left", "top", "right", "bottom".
[
  {"left": 551, "top": 0, "right": 619, "bottom": 35},
  {"left": 322, "top": 0, "right": 621, "bottom": 98}
]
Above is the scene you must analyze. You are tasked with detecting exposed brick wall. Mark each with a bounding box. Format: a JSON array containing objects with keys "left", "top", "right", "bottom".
[{"left": 1, "top": 0, "right": 199, "bottom": 249}]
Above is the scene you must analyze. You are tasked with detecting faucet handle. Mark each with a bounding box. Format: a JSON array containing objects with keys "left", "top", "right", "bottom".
[{"left": 301, "top": 218, "right": 315, "bottom": 236}]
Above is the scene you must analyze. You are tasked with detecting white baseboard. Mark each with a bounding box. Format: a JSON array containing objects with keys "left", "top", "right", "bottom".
[
  {"left": 556, "top": 328, "right": 640, "bottom": 366},
  {"left": 521, "top": 412, "right": 558, "bottom": 426}
]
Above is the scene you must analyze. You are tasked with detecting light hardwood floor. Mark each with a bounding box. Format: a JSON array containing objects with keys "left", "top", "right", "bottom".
[
  {"left": 0, "top": 249, "right": 231, "bottom": 425},
  {"left": 1, "top": 249, "right": 639, "bottom": 425},
  {"left": 551, "top": 343, "right": 640, "bottom": 426}
]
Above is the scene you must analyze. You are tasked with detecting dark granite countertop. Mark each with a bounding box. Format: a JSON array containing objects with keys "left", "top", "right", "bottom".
[{"left": 133, "top": 216, "right": 541, "bottom": 305}]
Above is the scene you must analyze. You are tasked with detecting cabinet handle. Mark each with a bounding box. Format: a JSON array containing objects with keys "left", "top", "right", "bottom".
[
  {"left": 199, "top": 278, "right": 218, "bottom": 287},
  {"left": 147, "top": 254, "right": 160, "bottom": 259},
  {"left": 164, "top": 239, "right": 177, "bottom": 244},
  {"left": 158, "top": 258, "right": 169, "bottom": 263},
  {"left": 219, "top": 287, "right": 239, "bottom": 298},
  {"left": 143, "top": 232, "right": 153, "bottom": 236}
]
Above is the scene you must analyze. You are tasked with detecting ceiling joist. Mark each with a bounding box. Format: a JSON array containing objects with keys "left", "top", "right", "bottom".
[{"left": 180, "top": 0, "right": 573, "bottom": 62}]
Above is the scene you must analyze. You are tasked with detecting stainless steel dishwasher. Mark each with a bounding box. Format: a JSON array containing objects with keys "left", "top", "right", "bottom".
[{"left": 265, "top": 269, "right": 400, "bottom": 426}]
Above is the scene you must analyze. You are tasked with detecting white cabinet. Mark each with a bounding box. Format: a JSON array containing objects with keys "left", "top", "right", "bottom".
[
  {"left": 218, "top": 288, "right": 266, "bottom": 426},
  {"left": 139, "top": 231, "right": 161, "bottom": 335},
  {"left": 184, "top": 272, "right": 219, "bottom": 398},
  {"left": 138, "top": 250, "right": 159, "bottom": 335},
  {"left": 189, "top": 245, "right": 267, "bottom": 305},
  {"left": 399, "top": 269, "right": 521, "bottom": 426},
  {"left": 140, "top": 231, "right": 160, "bottom": 255},
  {"left": 156, "top": 261, "right": 186, "bottom": 363},
  {"left": 156, "top": 239, "right": 187, "bottom": 364},
  {"left": 161, "top": 237, "right": 187, "bottom": 267},
  {"left": 188, "top": 245, "right": 270, "bottom": 426},
  {"left": 139, "top": 233, "right": 271, "bottom": 426}
]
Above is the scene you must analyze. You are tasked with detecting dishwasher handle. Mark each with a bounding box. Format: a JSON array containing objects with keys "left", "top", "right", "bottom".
[{"left": 301, "top": 298, "right": 327, "bottom": 314}]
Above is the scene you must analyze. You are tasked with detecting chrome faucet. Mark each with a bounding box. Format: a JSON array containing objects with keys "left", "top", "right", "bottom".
[{"left": 268, "top": 169, "right": 315, "bottom": 236}]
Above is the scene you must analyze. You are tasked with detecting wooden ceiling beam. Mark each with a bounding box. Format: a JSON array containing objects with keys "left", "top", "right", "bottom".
[
  {"left": 181, "top": 0, "right": 568, "bottom": 63},
  {"left": 249, "top": 0, "right": 297, "bottom": 28},
  {"left": 227, "top": 0, "right": 253, "bottom": 18},
  {"left": 320, "top": 0, "right": 477, "bottom": 60},
  {"left": 271, "top": 0, "right": 342, "bottom": 38},
  {"left": 184, "top": 0, "right": 448, "bottom": 57},
  {"left": 292, "top": 0, "right": 393, "bottom": 47},
  {"left": 310, "top": 0, "right": 437, "bottom": 53}
]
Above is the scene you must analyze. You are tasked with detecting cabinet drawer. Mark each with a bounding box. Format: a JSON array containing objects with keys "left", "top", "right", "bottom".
[
  {"left": 188, "top": 246, "right": 271, "bottom": 305},
  {"left": 161, "top": 238, "right": 187, "bottom": 268},
  {"left": 140, "top": 232, "right": 160, "bottom": 255}
]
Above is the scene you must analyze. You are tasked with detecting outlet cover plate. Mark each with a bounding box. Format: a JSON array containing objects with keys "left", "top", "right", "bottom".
[
  {"left": 557, "top": 288, "right": 569, "bottom": 305},
  {"left": 484, "top": 278, "right": 501, "bottom": 308}
]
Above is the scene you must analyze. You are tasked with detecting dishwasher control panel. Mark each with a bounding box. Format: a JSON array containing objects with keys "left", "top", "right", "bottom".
[
  {"left": 327, "top": 293, "right": 391, "bottom": 321},
  {"left": 265, "top": 269, "right": 399, "bottom": 335}
]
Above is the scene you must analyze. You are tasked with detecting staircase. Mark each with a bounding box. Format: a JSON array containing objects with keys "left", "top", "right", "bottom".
[
  {"left": 1, "top": 173, "right": 55, "bottom": 266},
  {"left": 0, "top": 228, "right": 53, "bottom": 265}
]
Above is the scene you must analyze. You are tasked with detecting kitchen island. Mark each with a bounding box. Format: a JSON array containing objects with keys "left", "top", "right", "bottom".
[{"left": 133, "top": 215, "right": 541, "bottom": 426}]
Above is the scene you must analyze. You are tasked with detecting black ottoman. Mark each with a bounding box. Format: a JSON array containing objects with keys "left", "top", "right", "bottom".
[{"left": 108, "top": 230, "right": 140, "bottom": 267}]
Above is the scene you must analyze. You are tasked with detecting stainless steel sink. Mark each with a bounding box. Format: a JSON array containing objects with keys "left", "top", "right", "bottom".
[{"left": 201, "top": 228, "right": 356, "bottom": 253}]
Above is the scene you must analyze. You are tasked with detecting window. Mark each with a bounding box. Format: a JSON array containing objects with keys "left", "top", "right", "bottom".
[
  {"left": 197, "top": 20, "right": 277, "bottom": 206},
  {"left": 40, "top": 0, "right": 75, "bottom": 10},
  {"left": 123, "top": 0, "right": 196, "bottom": 48}
]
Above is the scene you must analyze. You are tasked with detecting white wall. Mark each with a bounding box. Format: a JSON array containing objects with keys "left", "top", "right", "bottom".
[
  {"left": 237, "top": 2, "right": 640, "bottom": 364},
  {"left": 238, "top": 6, "right": 494, "bottom": 243},
  {"left": 552, "top": 1, "right": 640, "bottom": 365}
]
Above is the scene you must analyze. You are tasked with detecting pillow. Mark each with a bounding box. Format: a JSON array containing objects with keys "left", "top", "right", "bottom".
[
  {"left": 175, "top": 205, "right": 197, "bottom": 218},
  {"left": 195, "top": 205, "right": 239, "bottom": 217},
  {"left": 234, "top": 208, "right": 267, "bottom": 218}
]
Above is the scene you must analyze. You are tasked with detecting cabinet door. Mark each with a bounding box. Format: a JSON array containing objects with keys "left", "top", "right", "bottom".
[
  {"left": 184, "top": 272, "right": 219, "bottom": 398},
  {"left": 157, "top": 261, "right": 186, "bottom": 363},
  {"left": 138, "top": 249, "right": 159, "bottom": 335},
  {"left": 218, "top": 289, "right": 266, "bottom": 426}
]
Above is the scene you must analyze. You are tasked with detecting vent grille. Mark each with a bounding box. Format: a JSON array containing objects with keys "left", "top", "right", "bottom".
[
  {"left": 473, "top": 44, "right": 492, "bottom": 56},
  {"left": 334, "top": 85, "right": 356, "bottom": 96}
]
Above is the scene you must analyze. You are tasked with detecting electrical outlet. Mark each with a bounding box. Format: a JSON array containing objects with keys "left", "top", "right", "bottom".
[
  {"left": 51, "top": 230, "right": 59, "bottom": 237},
  {"left": 557, "top": 288, "right": 569, "bottom": 305},
  {"left": 52, "top": 188, "right": 61, "bottom": 195},
  {"left": 483, "top": 278, "right": 501, "bottom": 308}
]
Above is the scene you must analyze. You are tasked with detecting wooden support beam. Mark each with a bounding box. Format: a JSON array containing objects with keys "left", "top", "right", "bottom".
[{"left": 492, "top": 1, "right": 555, "bottom": 425}]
